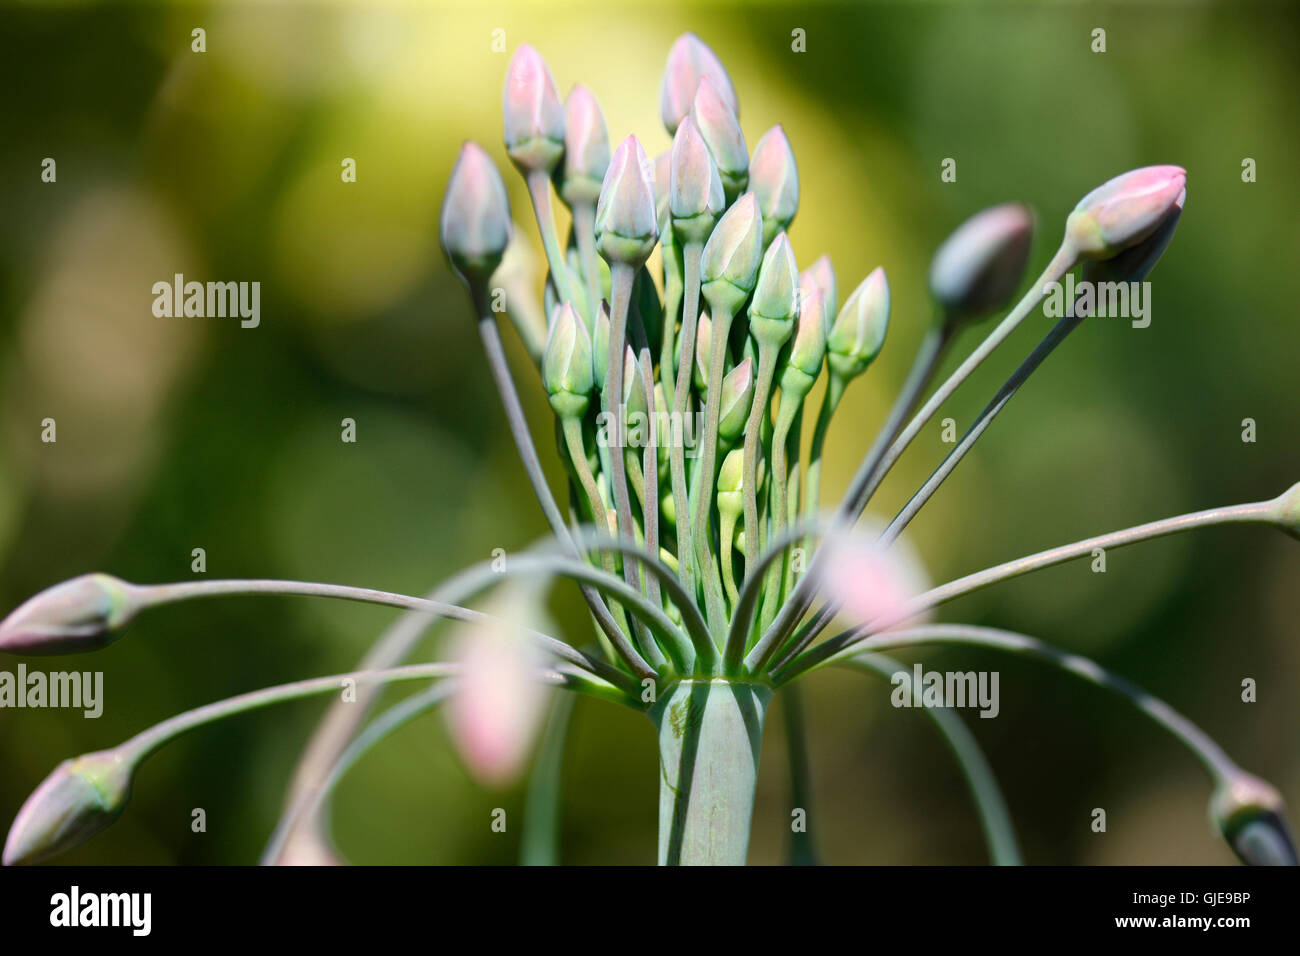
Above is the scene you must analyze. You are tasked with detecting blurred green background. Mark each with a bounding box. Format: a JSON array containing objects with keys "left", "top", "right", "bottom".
[{"left": 1, "top": 0, "right": 1297, "bottom": 865}]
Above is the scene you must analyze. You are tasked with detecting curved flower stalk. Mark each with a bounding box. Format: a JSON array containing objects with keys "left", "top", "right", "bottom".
[{"left": 4, "top": 33, "right": 1295, "bottom": 868}]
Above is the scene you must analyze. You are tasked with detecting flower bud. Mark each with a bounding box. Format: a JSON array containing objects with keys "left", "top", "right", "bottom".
[
  {"left": 596, "top": 136, "right": 659, "bottom": 266},
  {"left": 542, "top": 303, "right": 594, "bottom": 418},
  {"left": 1081, "top": 192, "right": 1184, "bottom": 287},
  {"left": 717, "top": 449, "right": 745, "bottom": 518},
  {"left": 441, "top": 142, "right": 513, "bottom": 286},
  {"left": 691, "top": 311, "right": 714, "bottom": 394},
  {"left": 1210, "top": 772, "right": 1298, "bottom": 866},
  {"left": 592, "top": 302, "right": 611, "bottom": 386},
  {"left": 780, "top": 287, "right": 828, "bottom": 397},
  {"left": 1065, "top": 165, "right": 1187, "bottom": 260},
  {"left": 929, "top": 202, "right": 1033, "bottom": 325},
  {"left": 750, "top": 125, "right": 798, "bottom": 245},
  {"left": 559, "top": 85, "right": 610, "bottom": 208},
  {"left": 691, "top": 78, "right": 748, "bottom": 202},
  {"left": 801, "top": 254, "right": 837, "bottom": 321},
  {"left": 621, "top": 345, "right": 646, "bottom": 423},
  {"left": 0, "top": 574, "right": 140, "bottom": 656},
  {"left": 670, "top": 116, "right": 725, "bottom": 245},
  {"left": 4, "top": 749, "right": 134, "bottom": 865},
  {"left": 827, "top": 268, "right": 889, "bottom": 381},
  {"left": 502, "top": 44, "right": 565, "bottom": 175},
  {"left": 818, "top": 528, "right": 930, "bottom": 632},
  {"left": 718, "top": 358, "right": 755, "bottom": 446},
  {"left": 660, "top": 32, "right": 739, "bottom": 135},
  {"left": 748, "top": 232, "right": 799, "bottom": 349},
  {"left": 701, "top": 194, "right": 763, "bottom": 316}
]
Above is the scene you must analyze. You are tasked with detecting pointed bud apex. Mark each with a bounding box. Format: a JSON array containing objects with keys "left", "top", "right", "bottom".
[
  {"left": 1271, "top": 482, "right": 1300, "bottom": 541},
  {"left": 1210, "top": 772, "right": 1298, "bottom": 866},
  {"left": 592, "top": 302, "right": 610, "bottom": 386},
  {"left": 559, "top": 85, "right": 610, "bottom": 208},
  {"left": 670, "top": 116, "right": 725, "bottom": 244},
  {"left": 4, "top": 749, "right": 134, "bottom": 865},
  {"left": 502, "top": 44, "right": 565, "bottom": 174},
  {"left": 691, "top": 78, "right": 748, "bottom": 202},
  {"left": 701, "top": 194, "right": 763, "bottom": 316},
  {"left": 828, "top": 268, "right": 889, "bottom": 381},
  {"left": 1065, "top": 165, "right": 1187, "bottom": 260},
  {"left": 801, "top": 254, "right": 838, "bottom": 320},
  {"left": 750, "top": 126, "right": 798, "bottom": 245},
  {"left": 781, "top": 287, "right": 828, "bottom": 396},
  {"left": 660, "top": 32, "right": 739, "bottom": 135},
  {"left": 929, "top": 203, "right": 1033, "bottom": 326},
  {"left": 542, "top": 303, "right": 593, "bottom": 418},
  {"left": 441, "top": 142, "right": 513, "bottom": 286},
  {"left": 748, "top": 232, "right": 799, "bottom": 349},
  {"left": 596, "top": 136, "right": 659, "bottom": 265},
  {"left": 1081, "top": 191, "right": 1185, "bottom": 288},
  {"left": 0, "top": 574, "right": 140, "bottom": 656},
  {"left": 718, "top": 358, "right": 755, "bottom": 445}
]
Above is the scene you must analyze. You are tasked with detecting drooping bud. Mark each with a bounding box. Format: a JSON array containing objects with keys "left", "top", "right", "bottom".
[
  {"left": 779, "top": 287, "right": 828, "bottom": 397},
  {"left": 1273, "top": 482, "right": 1300, "bottom": 541},
  {"left": 559, "top": 85, "right": 610, "bottom": 208},
  {"left": 691, "top": 78, "right": 748, "bottom": 202},
  {"left": 929, "top": 202, "right": 1033, "bottom": 326},
  {"left": 748, "top": 232, "right": 800, "bottom": 350},
  {"left": 700, "top": 193, "right": 763, "bottom": 317},
  {"left": 502, "top": 44, "right": 565, "bottom": 175},
  {"left": 0, "top": 574, "right": 140, "bottom": 656},
  {"left": 542, "top": 303, "right": 594, "bottom": 418},
  {"left": 750, "top": 125, "right": 798, "bottom": 245},
  {"left": 1209, "top": 772, "right": 1298, "bottom": 866},
  {"left": 670, "top": 116, "right": 725, "bottom": 244},
  {"left": 718, "top": 358, "right": 755, "bottom": 446},
  {"left": 3, "top": 749, "right": 134, "bottom": 865},
  {"left": 596, "top": 136, "right": 659, "bottom": 266},
  {"left": 441, "top": 142, "right": 513, "bottom": 286},
  {"left": 660, "top": 32, "right": 739, "bottom": 135},
  {"left": 827, "top": 268, "right": 889, "bottom": 381},
  {"left": 801, "top": 254, "right": 838, "bottom": 320},
  {"left": 1065, "top": 165, "right": 1187, "bottom": 260}
]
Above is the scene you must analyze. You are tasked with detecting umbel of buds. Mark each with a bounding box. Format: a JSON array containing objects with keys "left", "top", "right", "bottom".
[
  {"left": 0, "top": 573, "right": 140, "bottom": 655},
  {"left": 3, "top": 749, "right": 134, "bottom": 866}
]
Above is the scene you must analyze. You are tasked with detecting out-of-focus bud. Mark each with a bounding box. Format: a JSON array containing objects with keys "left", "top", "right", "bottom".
[
  {"left": 502, "top": 44, "right": 565, "bottom": 175},
  {"left": 1065, "top": 165, "right": 1187, "bottom": 260},
  {"left": 701, "top": 194, "right": 763, "bottom": 316},
  {"left": 660, "top": 32, "right": 739, "bottom": 136},
  {"left": 1273, "top": 482, "right": 1300, "bottom": 541},
  {"left": 750, "top": 126, "right": 798, "bottom": 245},
  {"left": 929, "top": 202, "right": 1033, "bottom": 326},
  {"left": 718, "top": 358, "right": 755, "bottom": 446},
  {"left": 596, "top": 136, "right": 659, "bottom": 266},
  {"left": 691, "top": 78, "right": 748, "bottom": 202},
  {"left": 559, "top": 85, "right": 610, "bottom": 208},
  {"left": 441, "top": 142, "right": 513, "bottom": 286},
  {"left": 0, "top": 574, "right": 140, "bottom": 656},
  {"left": 1209, "top": 772, "right": 1298, "bottom": 866},
  {"left": 3, "top": 749, "right": 134, "bottom": 865},
  {"left": 670, "top": 116, "right": 725, "bottom": 245},
  {"left": 1080, "top": 190, "right": 1184, "bottom": 287},
  {"left": 801, "top": 254, "right": 837, "bottom": 321},
  {"left": 827, "top": 268, "right": 889, "bottom": 382},
  {"left": 591, "top": 302, "right": 611, "bottom": 387},
  {"left": 779, "top": 287, "right": 828, "bottom": 397},
  {"left": 819, "top": 527, "right": 930, "bottom": 631},
  {"left": 542, "top": 303, "right": 594, "bottom": 418},
  {"left": 748, "top": 232, "right": 799, "bottom": 350}
]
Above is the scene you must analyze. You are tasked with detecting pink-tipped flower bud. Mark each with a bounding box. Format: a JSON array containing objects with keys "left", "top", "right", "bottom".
[
  {"left": 718, "top": 357, "right": 755, "bottom": 446},
  {"left": 502, "top": 44, "right": 565, "bottom": 175},
  {"left": 559, "top": 85, "right": 610, "bottom": 208},
  {"left": 700, "top": 193, "right": 763, "bottom": 317},
  {"left": 0, "top": 573, "right": 140, "bottom": 656},
  {"left": 1065, "top": 165, "right": 1187, "bottom": 260},
  {"left": 748, "top": 232, "right": 800, "bottom": 350},
  {"left": 691, "top": 77, "right": 748, "bottom": 202},
  {"left": 660, "top": 32, "right": 739, "bottom": 136},
  {"left": 801, "top": 254, "right": 838, "bottom": 320},
  {"left": 929, "top": 202, "right": 1033, "bottom": 326},
  {"left": 4, "top": 749, "right": 134, "bottom": 865},
  {"left": 440, "top": 142, "right": 513, "bottom": 287},
  {"left": 827, "top": 268, "right": 889, "bottom": 381},
  {"left": 750, "top": 125, "right": 799, "bottom": 245},
  {"left": 595, "top": 136, "right": 659, "bottom": 266},
  {"left": 780, "top": 286, "right": 828, "bottom": 398},
  {"left": 542, "top": 303, "right": 594, "bottom": 419},
  {"left": 670, "top": 116, "right": 725, "bottom": 244}
]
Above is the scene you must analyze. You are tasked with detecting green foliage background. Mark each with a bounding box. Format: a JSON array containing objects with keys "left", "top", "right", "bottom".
[{"left": 0, "top": 0, "right": 1296, "bottom": 864}]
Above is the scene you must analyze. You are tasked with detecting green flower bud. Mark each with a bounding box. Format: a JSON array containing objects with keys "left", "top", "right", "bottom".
[
  {"left": 3, "top": 749, "right": 134, "bottom": 865},
  {"left": 592, "top": 302, "right": 610, "bottom": 387},
  {"left": 750, "top": 125, "right": 798, "bottom": 245},
  {"left": 801, "top": 254, "right": 838, "bottom": 320},
  {"left": 542, "top": 303, "right": 594, "bottom": 418},
  {"left": 692, "top": 311, "right": 713, "bottom": 394},
  {"left": 1065, "top": 165, "right": 1187, "bottom": 260},
  {"left": 717, "top": 448, "right": 745, "bottom": 518},
  {"left": 0, "top": 573, "right": 140, "bottom": 656},
  {"left": 929, "top": 202, "right": 1033, "bottom": 326},
  {"left": 718, "top": 357, "right": 755, "bottom": 446},
  {"left": 827, "top": 267, "right": 889, "bottom": 381},
  {"left": 701, "top": 194, "right": 763, "bottom": 317},
  {"left": 503, "top": 44, "right": 565, "bottom": 175},
  {"left": 621, "top": 345, "right": 646, "bottom": 421},
  {"left": 559, "top": 85, "right": 610, "bottom": 208},
  {"left": 780, "top": 286, "right": 828, "bottom": 397},
  {"left": 596, "top": 136, "right": 659, "bottom": 266},
  {"left": 748, "top": 232, "right": 799, "bottom": 349},
  {"left": 1210, "top": 772, "right": 1298, "bottom": 866},
  {"left": 440, "top": 142, "right": 513, "bottom": 286},
  {"left": 691, "top": 77, "right": 748, "bottom": 202},
  {"left": 660, "top": 32, "right": 739, "bottom": 135},
  {"left": 670, "top": 116, "right": 725, "bottom": 245}
]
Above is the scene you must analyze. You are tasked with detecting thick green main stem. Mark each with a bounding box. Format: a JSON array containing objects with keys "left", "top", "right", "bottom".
[{"left": 652, "top": 679, "right": 771, "bottom": 865}]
